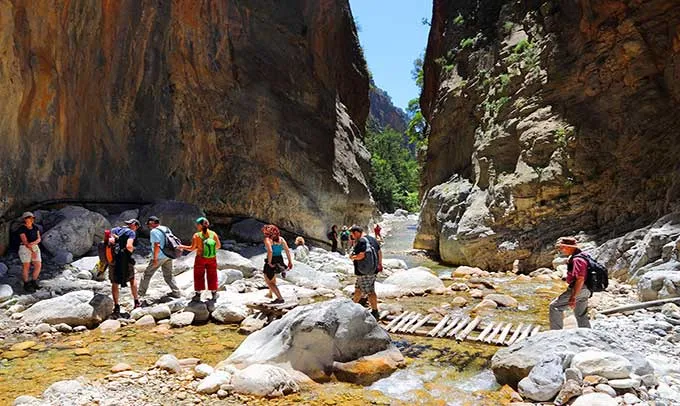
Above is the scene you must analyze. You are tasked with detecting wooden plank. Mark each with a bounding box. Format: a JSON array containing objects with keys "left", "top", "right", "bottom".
[
  {"left": 484, "top": 323, "right": 504, "bottom": 344},
  {"left": 392, "top": 312, "right": 416, "bottom": 333},
  {"left": 437, "top": 317, "right": 461, "bottom": 337},
  {"left": 506, "top": 322, "right": 524, "bottom": 346},
  {"left": 447, "top": 317, "right": 470, "bottom": 337},
  {"left": 530, "top": 325, "right": 541, "bottom": 336},
  {"left": 427, "top": 315, "right": 451, "bottom": 337},
  {"left": 408, "top": 314, "right": 432, "bottom": 333},
  {"left": 456, "top": 317, "right": 481, "bottom": 341},
  {"left": 476, "top": 322, "right": 496, "bottom": 342},
  {"left": 496, "top": 323, "right": 513, "bottom": 345},
  {"left": 516, "top": 324, "right": 533, "bottom": 343},
  {"left": 399, "top": 314, "right": 423, "bottom": 333},
  {"left": 600, "top": 297, "right": 680, "bottom": 315},
  {"left": 384, "top": 312, "right": 408, "bottom": 331},
  {"left": 378, "top": 310, "right": 390, "bottom": 321}
]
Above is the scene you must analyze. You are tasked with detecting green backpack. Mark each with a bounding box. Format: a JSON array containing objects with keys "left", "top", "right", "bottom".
[{"left": 197, "top": 231, "right": 217, "bottom": 259}]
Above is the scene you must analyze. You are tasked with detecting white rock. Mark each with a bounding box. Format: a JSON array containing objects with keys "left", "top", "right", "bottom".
[
  {"left": 231, "top": 364, "right": 299, "bottom": 397},
  {"left": 608, "top": 376, "right": 641, "bottom": 389},
  {"left": 174, "top": 250, "right": 257, "bottom": 277},
  {"left": 197, "top": 371, "right": 231, "bottom": 394},
  {"left": 623, "top": 393, "right": 641, "bottom": 404},
  {"left": 0, "top": 284, "right": 14, "bottom": 301},
  {"left": 571, "top": 350, "right": 633, "bottom": 379},
  {"left": 170, "top": 312, "right": 195, "bottom": 328},
  {"left": 571, "top": 392, "right": 618, "bottom": 406},
  {"left": 518, "top": 355, "right": 564, "bottom": 401},
  {"left": 129, "top": 308, "right": 148, "bottom": 321},
  {"left": 382, "top": 267, "right": 445, "bottom": 293},
  {"left": 43, "top": 379, "right": 83, "bottom": 398},
  {"left": 70, "top": 256, "right": 100, "bottom": 273},
  {"left": 484, "top": 294, "right": 518, "bottom": 308},
  {"left": 12, "top": 395, "right": 41, "bottom": 405},
  {"left": 595, "top": 384, "right": 616, "bottom": 397},
  {"left": 33, "top": 323, "right": 52, "bottom": 334},
  {"left": 147, "top": 304, "right": 171, "bottom": 321},
  {"left": 53, "top": 323, "right": 73, "bottom": 333},
  {"left": 21, "top": 290, "right": 113, "bottom": 327},
  {"left": 155, "top": 354, "right": 181, "bottom": 374},
  {"left": 382, "top": 258, "right": 408, "bottom": 270},
  {"left": 194, "top": 364, "right": 214, "bottom": 379},
  {"left": 212, "top": 303, "right": 249, "bottom": 324},
  {"left": 135, "top": 315, "right": 156, "bottom": 327},
  {"left": 99, "top": 319, "right": 121, "bottom": 334}
]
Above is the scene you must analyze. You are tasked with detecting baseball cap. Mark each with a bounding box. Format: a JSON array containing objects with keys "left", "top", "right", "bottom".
[
  {"left": 22, "top": 211, "right": 35, "bottom": 219},
  {"left": 147, "top": 216, "right": 160, "bottom": 224},
  {"left": 195, "top": 217, "right": 208, "bottom": 224},
  {"left": 124, "top": 219, "right": 141, "bottom": 227}
]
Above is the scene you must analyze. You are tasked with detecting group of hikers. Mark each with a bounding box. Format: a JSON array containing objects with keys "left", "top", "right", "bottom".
[
  {"left": 327, "top": 223, "right": 383, "bottom": 255},
  {"left": 15, "top": 209, "right": 600, "bottom": 327}
]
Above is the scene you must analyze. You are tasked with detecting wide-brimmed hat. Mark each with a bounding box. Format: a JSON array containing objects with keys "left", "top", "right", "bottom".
[
  {"left": 21, "top": 211, "right": 35, "bottom": 219},
  {"left": 125, "top": 219, "right": 141, "bottom": 228},
  {"left": 341, "top": 226, "right": 348, "bottom": 230},
  {"left": 556, "top": 237, "right": 579, "bottom": 249}
]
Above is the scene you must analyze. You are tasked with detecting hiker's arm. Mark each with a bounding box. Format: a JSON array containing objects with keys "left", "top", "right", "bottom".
[
  {"left": 351, "top": 251, "right": 366, "bottom": 261},
  {"left": 33, "top": 231, "right": 41, "bottom": 247},
  {"left": 569, "top": 277, "right": 585, "bottom": 308},
  {"left": 179, "top": 235, "right": 198, "bottom": 251},
  {"left": 378, "top": 249, "right": 383, "bottom": 271},
  {"left": 283, "top": 239, "right": 294, "bottom": 269},
  {"left": 265, "top": 239, "right": 273, "bottom": 265},
  {"left": 126, "top": 238, "right": 135, "bottom": 253},
  {"left": 19, "top": 232, "right": 29, "bottom": 247},
  {"left": 153, "top": 242, "right": 160, "bottom": 263},
  {"left": 214, "top": 233, "right": 221, "bottom": 250}
]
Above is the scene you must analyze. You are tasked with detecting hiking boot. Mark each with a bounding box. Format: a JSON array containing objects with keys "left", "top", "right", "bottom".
[
  {"left": 111, "top": 305, "right": 121, "bottom": 320},
  {"left": 24, "top": 281, "right": 35, "bottom": 294},
  {"left": 371, "top": 309, "right": 381, "bottom": 320},
  {"left": 31, "top": 280, "right": 40, "bottom": 290},
  {"left": 270, "top": 298, "right": 285, "bottom": 304},
  {"left": 210, "top": 291, "right": 218, "bottom": 301},
  {"left": 138, "top": 299, "right": 150, "bottom": 308},
  {"left": 168, "top": 291, "right": 181, "bottom": 299},
  {"left": 191, "top": 293, "right": 201, "bottom": 302}
]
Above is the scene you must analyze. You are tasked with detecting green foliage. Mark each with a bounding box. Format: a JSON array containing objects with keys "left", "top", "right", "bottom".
[
  {"left": 507, "top": 39, "right": 540, "bottom": 70},
  {"left": 483, "top": 96, "right": 510, "bottom": 115},
  {"left": 513, "top": 39, "right": 531, "bottom": 54},
  {"left": 460, "top": 37, "right": 474, "bottom": 49},
  {"left": 453, "top": 13, "right": 465, "bottom": 26},
  {"left": 365, "top": 127, "right": 421, "bottom": 213},
  {"left": 553, "top": 126, "right": 573, "bottom": 147},
  {"left": 411, "top": 57, "right": 424, "bottom": 90},
  {"left": 503, "top": 21, "right": 515, "bottom": 33},
  {"left": 406, "top": 98, "right": 427, "bottom": 150}
]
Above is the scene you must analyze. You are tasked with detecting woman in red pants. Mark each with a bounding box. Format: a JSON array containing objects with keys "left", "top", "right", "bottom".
[{"left": 180, "top": 217, "right": 221, "bottom": 301}]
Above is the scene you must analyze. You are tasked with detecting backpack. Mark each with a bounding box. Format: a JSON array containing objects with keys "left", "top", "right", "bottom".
[
  {"left": 158, "top": 226, "right": 182, "bottom": 259},
  {"left": 355, "top": 237, "right": 378, "bottom": 275},
  {"left": 327, "top": 231, "right": 335, "bottom": 240},
  {"left": 340, "top": 230, "right": 350, "bottom": 241},
  {"left": 574, "top": 253, "right": 609, "bottom": 293},
  {"left": 198, "top": 231, "right": 218, "bottom": 259}
]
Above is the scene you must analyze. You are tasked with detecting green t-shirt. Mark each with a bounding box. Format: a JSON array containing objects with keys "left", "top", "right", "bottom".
[{"left": 195, "top": 230, "right": 218, "bottom": 259}]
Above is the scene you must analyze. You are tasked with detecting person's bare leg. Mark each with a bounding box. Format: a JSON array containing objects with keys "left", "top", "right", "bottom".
[
  {"left": 266, "top": 275, "right": 283, "bottom": 300},
  {"left": 112, "top": 283, "right": 120, "bottom": 305},
  {"left": 368, "top": 293, "right": 378, "bottom": 311},
  {"left": 22, "top": 263, "right": 30, "bottom": 283},
  {"left": 129, "top": 278, "right": 139, "bottom": 301},
  {"left": 32, "top": 261, "right": 42, "bottom": 281},
  {"left": 353, "top": 288, "right": 362, "bottom": 303}
]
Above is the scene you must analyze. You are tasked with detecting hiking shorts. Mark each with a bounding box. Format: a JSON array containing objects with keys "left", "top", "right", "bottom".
[
  {"left": 110, "top": 252, "right": 135, "bottom": 285},
  {"left": 263, "top": 256, "right": 286, "bottom": 280},
  {"left": 19, "top": 245, "right": 41, "bottom": 263},
  {"left": 355, "top": 274, "right": 377, "bottom": 294}
]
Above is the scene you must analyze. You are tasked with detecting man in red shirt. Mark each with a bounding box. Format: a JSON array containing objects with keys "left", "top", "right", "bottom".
[{"left": 549, "top": 237, "right": 591, "bottom": 329}]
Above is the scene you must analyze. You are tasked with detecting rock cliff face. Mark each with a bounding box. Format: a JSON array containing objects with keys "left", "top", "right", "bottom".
[
  {"left": 0, "top": 0, "right": 373, "bottom": 246},
  {"left": 415, "top": 0, "right": 680, "bottom": 271},
  {"left": 368, "top": 82, "right": 408, "bottom": 133}
]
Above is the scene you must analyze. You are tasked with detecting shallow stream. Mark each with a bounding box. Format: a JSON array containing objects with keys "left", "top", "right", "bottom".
[{"left": 0, "top": 217, "right": 563, "bottom": 405}]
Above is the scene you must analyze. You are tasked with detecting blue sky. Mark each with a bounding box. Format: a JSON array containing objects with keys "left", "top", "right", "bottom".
[{"left": 349, "top": 0, "right": 432, "bottom": 111}]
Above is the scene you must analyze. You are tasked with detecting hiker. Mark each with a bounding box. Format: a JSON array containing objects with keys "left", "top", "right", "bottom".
[
  {"left": 110, "top": 219, "right": 141, "bottom": 317},
  {"left": 293, "top": 236, "right": 310, "bottom": 264},
  {"left": 328, "top": 224, "right": 339, "bottom": 253},
  {"left": 349, "top": 225, "right": 383, "bottom": 319},
  {"left": 262, "top": 224, "right": 293, "bottom": 304},
  {"left": 340, "top": 226, "right": 351, "bottom": 254},
  {"left": 18, "top": 212, "right": 42, "bottom": 293},
  {"left": 137, "top": 216, "right": 181, "bottom": 305},
  {"left": 374, "top": 223, "right": 383, "bottom": 243},
  {"left": 179, "top": 217, "right": 221, "bottom": 301},
  {"left": 549, "top": 237, "right": 591, "bottom": 329}
]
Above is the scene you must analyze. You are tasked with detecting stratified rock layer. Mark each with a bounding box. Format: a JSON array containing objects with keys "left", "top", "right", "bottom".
[
  {"left": 416, "top": 0, "right": 680, "bottom": 271},
  {"left": 0, "top": 0, "right": 373, "bottom": 245}
]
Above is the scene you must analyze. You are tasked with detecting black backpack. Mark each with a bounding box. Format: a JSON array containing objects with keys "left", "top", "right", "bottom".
[
  {"left": 355, "top": 237, "right": 378, "bottom": 275},
  {"left": 327, "top": 231, "right": 334, "bottom": 240},
  {"left": 158, "top": 226, "right": 182, "bottom": 259},
  {"left": 573, "top": 253, "right": 609, "bottom": 293}
]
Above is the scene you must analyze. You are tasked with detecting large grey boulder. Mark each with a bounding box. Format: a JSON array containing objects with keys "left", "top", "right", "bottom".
[
  {"left": 139, "top": 200, "right": 205, "bottom": 243},
  {"left": 382, "top": 267, "right": 445, "bottom": 293},
  {"left": 0, "top": 284, "right": 13, "bottom": 301},
  {"left": 21, "top": 290, "right": 113, "bottom": 327},
  {"left": 637, "top": 266, "right": 680, "bottom": 301},
  {"left": 229, "top": 218, "right": 268, "bottom": 243},
  {"left": 517, "top": 354, "right": 564, "bottom": 401},
  {"left": 491, "top": 328, "right": 652, "bottom": 387},
  {"left": 224, "top": 298, "right": 395, "bottom": 380},
  {"left": 41, "top": 206, "right": 111, "bottom": 258}
]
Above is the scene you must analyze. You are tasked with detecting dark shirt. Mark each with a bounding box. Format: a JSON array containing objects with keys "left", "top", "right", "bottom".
[
  {"left": 18, "top": 225, "right": 40, "bottom": 244},
  {"left": 111, "top": 227, "right": 136, "bottom": 251},
  {"left": 352, "top": 235, "right": 381, "bottom": 275}
]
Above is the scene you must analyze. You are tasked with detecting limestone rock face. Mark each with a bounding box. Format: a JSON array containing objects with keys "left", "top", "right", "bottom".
[
  {"left": 416, "top": 0, "right": 680, "bottom": 271},
  {"left": 0, "top": 0, "right": 373, "bottom": 243}
]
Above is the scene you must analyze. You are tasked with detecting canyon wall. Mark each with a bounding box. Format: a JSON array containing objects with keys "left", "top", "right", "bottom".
[{"left": 415, "top": 0, "right": 680, "bottom": 271}]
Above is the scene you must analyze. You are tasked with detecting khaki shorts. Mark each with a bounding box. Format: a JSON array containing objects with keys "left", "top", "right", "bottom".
[{"left": 19, "top": 245, "right": 42, "bottom": 263}]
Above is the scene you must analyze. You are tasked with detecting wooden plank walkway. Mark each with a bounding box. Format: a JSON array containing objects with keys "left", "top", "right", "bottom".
[{"left": 379, "top": 312, "right": 543, "bottom": 346}]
